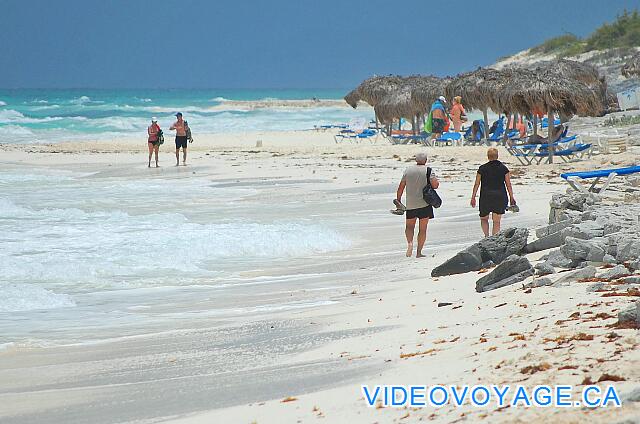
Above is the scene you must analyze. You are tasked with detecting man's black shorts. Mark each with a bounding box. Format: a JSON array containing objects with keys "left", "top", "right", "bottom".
[
  {"left": 175, "top": 136, "right": 188, "bottom": 149},
  {"left": 406, "top": 206, "right": 434, "bottom": 220},
  {"left": 432, "top": 118, "right": 445, "bottom": 134}
]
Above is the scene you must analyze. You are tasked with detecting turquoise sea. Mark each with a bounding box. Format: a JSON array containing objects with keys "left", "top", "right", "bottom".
[{"left": 0, "top": 89, "right": 373, "bottom": 143}]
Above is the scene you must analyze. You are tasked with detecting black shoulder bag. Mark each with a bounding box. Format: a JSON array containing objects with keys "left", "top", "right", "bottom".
[{"left": 422, "top": 167, "right": 442, "bottom": 208}]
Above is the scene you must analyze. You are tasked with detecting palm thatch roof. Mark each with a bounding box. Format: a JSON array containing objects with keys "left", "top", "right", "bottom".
[
  {"left": 444, "top": 68, "right": 507, "bottom": 112},
  {"left": 343, "top": 75, "right": 405, "bottom": 108},
  {"left": 374, "top": 88, "right": 415, "bottom": 125},
  {"left": 622, "top": 52, "right": 640, "bottom": 78},
  {"left": 498, "top": 68, "right": 603, "bottom": 118},
  {"left": 410, "top": 76, "right": 451, "bottom": 112}
]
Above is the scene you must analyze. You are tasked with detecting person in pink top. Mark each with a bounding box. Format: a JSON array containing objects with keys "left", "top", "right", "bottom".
[
  {"left": 147, "top": 117, "right": 161, "bottom": 168},
  {"left": 170, "top": 112, "right": 188, "bottom": 166},
  {"left": 450, "top": 96, "right": 466, "bottom": 132}
]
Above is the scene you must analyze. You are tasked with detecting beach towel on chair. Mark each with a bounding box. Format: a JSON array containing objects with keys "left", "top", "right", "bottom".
[{"left": 424, "top": 112, "right": 433, "bottom": 133}]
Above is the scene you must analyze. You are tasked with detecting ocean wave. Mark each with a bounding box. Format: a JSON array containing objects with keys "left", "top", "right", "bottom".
[
  {"left": 0, "top": 198, "right": 349, "bottom": 288},
  {"left": 0, "top": 100, "right": 6, "bottom": 106},
  {"left": 70, "top": 95, "right": 91, "bottom": 104},
  {"left": 0, "top": 282, "right": 76, "bottom": 312},
  {"left": 211, "top": 97, "right": 229, "bottom": 102},
  {"left": 0, "top": 109, "right": 63, "bottom": 124}
]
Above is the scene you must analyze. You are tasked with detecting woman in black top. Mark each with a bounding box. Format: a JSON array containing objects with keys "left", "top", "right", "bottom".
[{"left": 470, "top": 148, "right": 516, "bottom": 237}]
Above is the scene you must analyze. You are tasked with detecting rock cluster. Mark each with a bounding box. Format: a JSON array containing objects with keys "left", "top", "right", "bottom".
[{"left": 431, "top": 191, "right": 640, "bottom": 301}]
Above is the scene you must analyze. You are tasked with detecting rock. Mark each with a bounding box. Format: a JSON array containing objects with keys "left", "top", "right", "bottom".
[
  {"left": 553, "top": 265, "right": 597, "bottom": 286},
  {"left": 525, "top": 277, "right": 553, "bottom": 288},
  {"left": 586, "top": 282, "right": 606, "bottom": 292},
  {"left": 617, "top": 300, "right": 639, "bottom": 328},
  {"left": 623, "top": 275, "right": 640, "bottom": 285},
  {"left": 621, "top": 386, "right": 640, "bottom": 403},
  {"left": 534, "top": 262, "right": 555, "bottom": 276},
  {"left": 545, "top": 249, "right": 577, "bottom": 268},
  {"left": 599, "top": 264, "right": 630, "bottom": 280},
  {"left": 603, "top": 254, "right": 617, "bottom": 264},
  {"left": 561, "top": 237, "right": 606, "bottom": 262},
  {"left": 630, "top": 260, "right": 640, "bottom": 271},
  {"left": 535, "top": 221, "right": 572, "bottom": 238},
  {"left": 615, "top": 236, "right": 640, "bottom": 263},
  {"left": 476, "top": 255, "right": 534, "bottom": 292},
  {"left": 477, "top": 228, "right": 529, "bottom": 264},
  {"left": 564, "top": 221, "right": 605, "bottom": 240},
  {"left": 524, "top": 231, "right": 565, "bottom": 254},
  {"left": 432, "top": 228, "right": 528, "bottom": 277},
  {"left": 431, "top": 244, "right": 483, "bottom": 277}
]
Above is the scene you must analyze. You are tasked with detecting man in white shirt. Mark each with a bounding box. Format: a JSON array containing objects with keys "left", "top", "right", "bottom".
[{"left": 396, "top": 152, "right": 440, "bottom": 257}]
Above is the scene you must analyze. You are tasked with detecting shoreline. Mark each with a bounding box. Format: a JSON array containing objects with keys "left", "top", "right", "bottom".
[{"left": 0, "top": 129, "right": 639, "bottom": 424}]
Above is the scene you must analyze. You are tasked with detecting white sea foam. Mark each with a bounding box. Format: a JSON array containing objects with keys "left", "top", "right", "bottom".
[
  {"left": 212, "top": 97, "right": 228, "bottom": 102},
  {"left": 0, "top": 109, "right": 63, "bottom": 124},
  {"left": 70, "top": 95, "right": 92, "bottom": 104},
  {"left": 0, "top": 198, "right": 349, "bottom": 290},
  {"left": 0, "top": 100, "right": 6, "bottom": 106},
  {"left": 0, "top": 282, "right": 76, "bottom": 312}
]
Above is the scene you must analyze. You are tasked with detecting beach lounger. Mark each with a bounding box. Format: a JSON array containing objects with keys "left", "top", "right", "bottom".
[
  {"left": 560, "top": 165, "right": 640, "bottom": 195},
  {"left": 540, "top": 117, "right": 561, "bottom": 129},
  {"left": 387, "top": 133, "right": 431, "bottom": 146},
  {"left": 334, "top": 128, "right": 377, "bottom": 143},
  {"left": 434, "top": 132, "right": 462, "bottom": 146},
  {"left": 506, "top": 136, "right": 583, "bottom": 165}
]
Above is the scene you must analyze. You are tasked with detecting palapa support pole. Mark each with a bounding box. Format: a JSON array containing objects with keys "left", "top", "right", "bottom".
[
  {"left": 503, "top": 113, "right": 511, "bottom": 144},
  {"left": 374, "top": 111, "right": 379, "bottom": 130},
  {"left": 533, "top": 115, "right": 538, "bottom": 136},
  {"left": 547, "top": 108, "right": 555, "bottom": 164},
  {"left": 482, "top": 109, "right": 490, "bottom": 146}
]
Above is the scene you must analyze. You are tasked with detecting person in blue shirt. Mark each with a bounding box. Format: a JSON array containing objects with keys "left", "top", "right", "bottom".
[{"left": 430, "top": 96, "right": 449, "bottom": 141}]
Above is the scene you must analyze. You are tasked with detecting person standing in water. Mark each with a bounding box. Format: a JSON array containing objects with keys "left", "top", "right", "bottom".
[
  {"left": 470, "top": 148, "right": 516, "bottom": 237},
  {"left": 170, "top": 112, "right": 188, "bottom": 166},
  {"left": 396, "top": 152, "right": 439, "bottom": 258},
  {"left": 147, "top": 117, "right": 161, "bottom": 168}
]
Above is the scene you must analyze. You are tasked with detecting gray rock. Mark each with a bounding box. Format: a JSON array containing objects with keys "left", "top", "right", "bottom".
[
  {"left": 524, "top": 231, "right": 565, "bottom": 254},
  {"left": 565, "top": 221, "right": 605, "bottom": 239},
  {"left": 599, "top": 264, "right": 630, "bottom": 280},
  {"left": 477, "top": 227, "right": 529, "bottom": 264},
  {"left": 561, "top": 237, "right": 606, "bottom": 262},
  {"left": 524, "top": 277, "right": 553, "bottom": 288},
  {"left": 616, "top": 236, "right": 640, "bottom": 263},
  {"left": 534, "top": 262, "right": 555, "bottom": 276},
  {"left": 476, "top": 255, "right": 534, "bottom": 292},
  {"left": 553, "top": 265, "right": 597, "bottom": 286},
  {"left": 603, "top": 254, "right": 617, "bottom": 264},
  {"left": 622, "top": 386, "right": 640, "bottom": 403},
  {"left": 617, "top": 300, "right": 639, "bottom": 328},
  {"left": 630, "top": 259, "right": 640, "bottom": 271},
  {"left": 623, "top": 275, "right": 640, "bottom": 285},
  {"left": 586, "top": 282, "right": 606, "bottom": 292},
  {"left": 431, "top": 244, "right": 483, "bottom": 277},
  {"left": 546, "top": 249, "right": 576, "bottom": 268},
  {"left": 432, "top": 228, "right": 529, "bottom": 277},
  {"left": 535, "top": 221, "right": 572, "bottom": 238}
]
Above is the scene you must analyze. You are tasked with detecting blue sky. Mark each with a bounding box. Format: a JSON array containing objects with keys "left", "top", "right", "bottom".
[{"left": 0, "top": 0, "right": 637, "bottom": 89}]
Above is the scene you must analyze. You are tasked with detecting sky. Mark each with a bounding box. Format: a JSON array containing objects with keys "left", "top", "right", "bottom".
[{"left": 0, "top": 0, "right": 638, "bottom": 89}]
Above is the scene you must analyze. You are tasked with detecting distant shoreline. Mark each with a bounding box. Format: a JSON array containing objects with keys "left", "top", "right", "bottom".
[{"left": 209, "top": 98, "right": 353, "bottom": 111}]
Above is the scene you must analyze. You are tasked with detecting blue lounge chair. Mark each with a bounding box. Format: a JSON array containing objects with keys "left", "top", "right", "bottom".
[
  {"left": 541, "top": 117, "right": 561, "bottom": 129},
  {"left": 434, "top": 131, "right": 462, "bottom": 146},
  {"left": 561, "top": 165, "right": 640, "bottom": 195},
  {"left": 507, "top": 136, "right": 586, "bottom": 165},
  {"left": 464, "top": 120, "right": 485, "bottom": 145},
  {"left": 334, "top": 128, "right": 378, "bottom": 143}
]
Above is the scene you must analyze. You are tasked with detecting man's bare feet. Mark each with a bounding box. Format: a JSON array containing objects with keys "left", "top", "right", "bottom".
[
  {"left": 416, "top": 252, "right": 426, "bottom": 258},
  {"left": 406, "top": 242, "right": 413, "bottom": 257}
]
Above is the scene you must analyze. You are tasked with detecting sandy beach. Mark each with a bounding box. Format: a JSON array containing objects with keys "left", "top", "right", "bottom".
[{"left": 1, "top": 124, "right": 639, "bottom": 424}]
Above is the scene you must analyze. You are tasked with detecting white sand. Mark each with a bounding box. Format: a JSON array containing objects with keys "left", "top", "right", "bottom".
[{"left": 1, "top": 129, "right": 639, "bottom": 424}]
